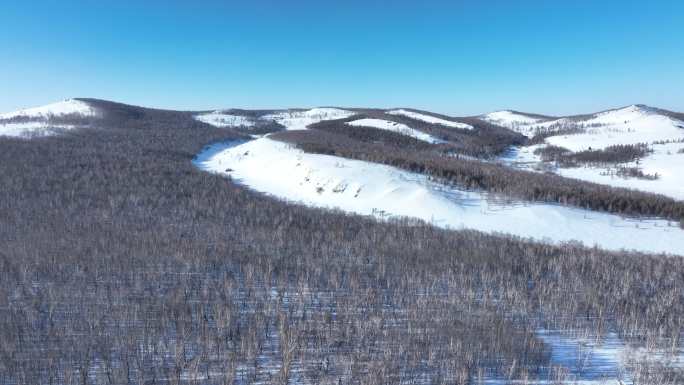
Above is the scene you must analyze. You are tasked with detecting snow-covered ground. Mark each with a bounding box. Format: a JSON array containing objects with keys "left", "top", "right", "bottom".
[
  {"left": 480, "top": 110, "right": 550, "bottom": 134},
  {"left": 486, "top": 105, "right": 684, "bottom": 143},
  {"left": 346, "top": 118, "right": 443, "bottom": 143},
  {"left": 0, "top": 99, "right": 99, "bottom": 138},
  {"left": 194, "top": 111, "right": 255, "bottom": 127},
  {"left": 388, "top": 109, "right": 473, "bottom": 130},
  {"left": 263, "top": 108, "right": 354, "bottom": 130},
  {"left": 0, "top": 121, "right": 75, "bottom": 138},
  {"left": 195, "top": 137, "right": 684, "bottom": 256},
  {"left": 499, "top": 106, "right": 684, "bottom": 200},
  {"left": 544, "top": 105, "right": 684, "bottom": 151},
  {"left": 0, "top": 99, "right": 99, "bottom": 120}
]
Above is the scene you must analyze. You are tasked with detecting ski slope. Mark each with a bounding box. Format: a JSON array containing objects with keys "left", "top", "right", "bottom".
[
  {"left": 195, "top": 137, "right": 684, "bottom": 256},
  {"left": 263, "top": 108, "right": 354, "bottom": 130},
  {"left": 388, "top": 109, "right": 473, "bottom": 130},
  {"left": 346, "top": 118, "right": 443, "bottom": 143},
  {"left": 195, "top": 111, "right": 255, "bottom": 127}
]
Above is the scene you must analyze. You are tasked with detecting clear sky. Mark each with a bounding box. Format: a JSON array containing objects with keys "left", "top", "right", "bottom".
[{"left": 1, "top": 0, "right": 682, "bottom": 116}]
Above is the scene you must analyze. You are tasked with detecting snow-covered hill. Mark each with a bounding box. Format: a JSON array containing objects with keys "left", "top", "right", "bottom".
[
  {"left": 263, "top": 108, "right": 354, "bottom": 130},
  {"left": 543, "top": 105, "right": 684, "bottom": 151},
  {"left": 388, "top": 109, "right": 473, "bottom": 130},
  {"left": 480, "top": 110, "right": 552, "bottom": 133},
  {"left": 194, "top": 111, "right": 255, "bottom": 127},
  {"left": 346, "top": 118, "right": 443, "bottom": 143},
  {"left": 195, "top": 137, "right": 684, "bottom": 256},
  {"left": 0, "top": 99, "right": 99, "bottom": 120},
  {"left": 499, "top": 105, "right": 684, "bottom": 200},
  {"left": 0, "top": 99, "right": 100, "bottom": 138}
]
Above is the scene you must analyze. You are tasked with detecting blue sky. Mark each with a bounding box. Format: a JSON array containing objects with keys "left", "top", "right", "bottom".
[{"left": 1, "top": 0, "right": 682, "bottom": 116}]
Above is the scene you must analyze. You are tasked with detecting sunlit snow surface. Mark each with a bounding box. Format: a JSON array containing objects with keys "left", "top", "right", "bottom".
[
  {"left": 388, "top": 109, "right": 473, "bottom": 130},
  {"left": 263, "top": 108, "right": 354, "bottom": 130},
  {"left": 194, "top": 111, "right": 255, "bottom": 127},
  {"left": 0, "top": 99, "right": 99, "bottom": 120},
  {"left": 346, "top": 118, "right": 443, "bottom": 143},
  {"left": 196, "top": 137, "right": 684, "bottom": 256},
  {"left": 544, "top": 105, "right": 684, "bottom": 151},
  {"left": 480, "top": 110, "right": 549, "bottom": 134},
  {"left": 499, "top": 106, "right": 684, "bottom": 200},
  {"left": 0, "top": 99, "right": 99, "bottom": 138}
]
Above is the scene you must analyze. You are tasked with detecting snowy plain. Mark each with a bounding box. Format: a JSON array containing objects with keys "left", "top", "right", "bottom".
[{"left": 195, "top": 137, "right": 684, "bottom": 256}]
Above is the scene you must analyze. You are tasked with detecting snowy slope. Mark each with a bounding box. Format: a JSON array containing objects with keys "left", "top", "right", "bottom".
[
  {"left": 388, "top": 109, "right": 473, "bottom": 130},
  {"left": 0, "top": 99, "right": 99, "bottom": 138},
  {"left": 492, "top": 105, "right": 684, "bottom": 143},
  {"left": 555, "top": 141, "right": 684, "bottom": 200},
  {"left": 480, "top": 110, "right": 550, "bottom": 133},
  {"left": 346, "top": 118, "right": 443, "bottom": 143},
  {"left": 500, "top": 105, "right": 684, "bottom": 200},
  {"left": 195, "top": 137, "right": 684, "bottom": 256},
  {"left": 0, "top": 99, "right": 99, "bottom": 120},
  {"left": 195, "top": 111, "right": 255, "bottom": 127},
  {"left": 0, "top": 122, "right": 75, "bottom": 138},
  {"left": 263, "top": 108, "right": 354, "bottom": 130},
  {"left": 544, "top": 105, "right": 684, "bottom": 151}
]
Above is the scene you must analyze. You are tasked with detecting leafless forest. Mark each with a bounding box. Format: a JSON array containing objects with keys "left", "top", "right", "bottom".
[{"left": 0, "top": 100, "right": 682, "bottom": 384}]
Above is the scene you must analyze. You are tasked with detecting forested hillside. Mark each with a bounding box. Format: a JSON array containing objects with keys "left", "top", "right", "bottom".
[{"left": 0, "top": 100, "right": 682, "bottom": 384}]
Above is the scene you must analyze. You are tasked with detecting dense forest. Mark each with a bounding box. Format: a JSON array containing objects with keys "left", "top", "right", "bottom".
[
  {"left": 0, "top": 100, "right": 682, "bottom": 384},
  {"left": 533, "top": 144, "right": 652, "bottom": 166}
]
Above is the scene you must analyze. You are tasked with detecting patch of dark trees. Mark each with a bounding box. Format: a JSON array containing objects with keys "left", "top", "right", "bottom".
[
  {"left": 0, "top": 100, "right": 682, "bottom": 384},
  {"left": 534, "top": 143, "right": 652, "bottom": 167},
  {"left": 527, "top": 125, "right": 587, "bottom": 145},
  {"left": 273, "top": 129, "right": 684, "bottom": 226}
]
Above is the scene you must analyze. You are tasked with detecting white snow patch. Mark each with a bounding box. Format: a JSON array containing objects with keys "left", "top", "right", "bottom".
[
  {"left": 263, "top": 108, "right": 354, "bottom": 131},
  {"left": 0, "top": 122, "right": 75, "bottom": 138},
  {"left": 501, "top": 143, "right": 684, "bottom": 201},
  {"left": 346, "top": 118, "right": 443, "bottom": 143},
  {"left": 499, "top": 105, "right": 684, "bottom": 200},
  {"left": 556, "top": 142, "right": 684, "bottom": 200},
  {"left": 0, "top": 99, "right": 99, "bottom": 120},
  {"left": 195, "top": 111, "right": 255, "bottom": 127},
  {"left": 544, "top": 111, "right": 683, "bottom": 152},
  {"left": 480, "top": 110, "right": 549, "bottom": 134},
  {"left": 195, "top": 137, "right": 684, "bottom": 256},
  {"left": 388, "top": 109, "right": 473, "bottom": 130},
  {"left": 500, "top": 105, "right": 684, "bottom": 143}
]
